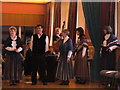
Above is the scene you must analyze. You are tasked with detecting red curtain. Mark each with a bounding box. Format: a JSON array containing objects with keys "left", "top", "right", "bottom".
[
  {"left": 68, "top": 2, "right": 77, "bottom": 45},
  {"left": 53, "top": 2, "right": 61, "bottom": 34},
  {"left": 45, "top": 3, "right": 51, "bottom": 38},
  {"left": 101, "top": 2, "right": 115, "bottom": 33}
]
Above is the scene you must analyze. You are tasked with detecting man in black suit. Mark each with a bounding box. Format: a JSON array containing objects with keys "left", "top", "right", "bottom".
[{"left": 31, "top": 25, "right": 49, "bottom": 85}]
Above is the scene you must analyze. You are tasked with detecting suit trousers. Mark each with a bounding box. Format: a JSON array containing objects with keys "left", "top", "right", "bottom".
[{"left": 31, "top": 54, "right": 47, "bottom": 83}]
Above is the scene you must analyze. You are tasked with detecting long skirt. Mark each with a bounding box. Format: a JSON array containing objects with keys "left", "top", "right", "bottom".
[
  {"left": 74, "top": 51, "right": 89, "bottom": 81},
  {"left": 4, "top": 53, "right": 23, "bottom": 81},
  {"left": 101, "top": 47, "right": 116, "bottom": 70},
  {"left": 56, "top": 56, "right": 74, "bottom": 80}
]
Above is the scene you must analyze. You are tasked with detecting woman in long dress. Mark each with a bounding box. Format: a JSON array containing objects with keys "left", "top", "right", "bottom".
[
  {"left": 100, "top": 26, "right": 120, "bottom": 70},
  {"left": 4, "top": 26, "right": 23, "bottom": 86},
  {"left": 74, "top": 27, "right": 89, "bottom": 84},
  {"left": 56, "top": 29, "right": 74, "bottom": 85}
]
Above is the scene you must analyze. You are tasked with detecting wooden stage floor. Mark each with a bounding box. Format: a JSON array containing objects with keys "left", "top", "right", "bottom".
[{"left": 2, "top": 76, "right": 107, "bottom": 89}]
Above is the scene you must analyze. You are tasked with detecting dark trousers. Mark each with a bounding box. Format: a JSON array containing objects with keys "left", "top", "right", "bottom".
[{"left": 31, "top": 54, "right": 47, "bottom": 83}]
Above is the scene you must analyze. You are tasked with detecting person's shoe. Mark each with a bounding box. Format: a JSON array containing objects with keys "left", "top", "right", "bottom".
[
  {"left": 76, "top": 80, "right": 80, "bottom": 84},
  {"left": 78, "top": 80, "right": 86, "bottom": 84},
  {"left": 9, "top": 80, "right": 16, "bottom": 86},
  {"left": 43, "top": 82, "right": 48, "bottom": 85},
  {"left": 12, "top": 83, "right": 16, "bottom": 86},
  {"left": 59, "top": 81, "right": 65, "bottom": 85},
  {"left": 9, "top": 83, "right": 14, "bottom": 86},
  {"left": 59, "top": 82, "right": 64, "bottom": 85},
  {"left": 15, "top": 80, "right": 20, "bottom": 83},
  {"left": 64, "top": 80, "right": 69, "bottom": 85},
  {"left": 31, "top": 82, "right": 37, "bottom": 85}
]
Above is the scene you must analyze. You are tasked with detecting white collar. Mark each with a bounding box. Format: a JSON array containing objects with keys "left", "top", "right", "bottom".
[
  {"left": 63, "top": 36, "right": 69, "bottom": 43},
  {"left": 10, "top": 35, "right": 17, "bottom": 41},
  {"left": 37, "top": 33, "right": 43, "bottom": 38}
]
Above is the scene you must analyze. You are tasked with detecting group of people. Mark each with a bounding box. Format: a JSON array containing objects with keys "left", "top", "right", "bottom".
[{"left": 1, "top": 25, "right": 120, "bottom": 86}]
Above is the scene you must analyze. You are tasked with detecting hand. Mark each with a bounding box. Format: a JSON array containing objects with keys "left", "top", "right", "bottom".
[
  {"left": 1, "top": 58, "right": 5, "bottom": 62},
  {"left": 106, "top": 48, "right": 112, "bottom": 53},
  {"left": 15, "top": 49, "right": 19, "bottom": 53},
  {"left": 56, "top": 56, "right": 60, "bottom": 61},
  {"left": 67, "top": 57, "right": 70, "bottom": 63},
  {"left": 81, "top": 55, "right": 84, "bottom": 58},
  {"left": 108, "top": 49, "right": 112, "bottom": 52}
]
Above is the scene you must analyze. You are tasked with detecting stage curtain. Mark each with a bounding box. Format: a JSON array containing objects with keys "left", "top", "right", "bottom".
[
  {"left": 45, "top": 3, "right": 51, "bottom": 38},
  {"left": 82, "top": 2, "right": 102, "bottom": 81},
  {"left": 82, "top": 2, "right": 115, "bottom": 81},
  {"left": 53, "top": 2, "right": 61, "bottom": 34},
  {"left": 101, "top": 2, "right": 115, "bottom": 34},
  {"left": 68, "top": 2, "right": 77, "bottom": 45}
]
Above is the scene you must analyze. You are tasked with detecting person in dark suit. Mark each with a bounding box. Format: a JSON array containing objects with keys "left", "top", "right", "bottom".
[{"left": 31, "top": 25, "right": 49, "bottom": 85}]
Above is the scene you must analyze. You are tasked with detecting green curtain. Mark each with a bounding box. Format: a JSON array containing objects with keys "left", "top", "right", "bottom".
[{"left": 82, "top": 2, "right": 102, "bottom": 81}]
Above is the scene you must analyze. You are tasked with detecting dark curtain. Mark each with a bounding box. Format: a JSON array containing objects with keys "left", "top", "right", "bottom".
[
  {"left": 82, "top": 2, "right": 102, "bottom": 81},
  {"left": 82, "top": 2, "right": 115, "bottom": 81},
  {"left": 68, "top": 2, "right": 77, "bottom": 45},
  {"left": 53, "top": 2, "right": 61, "bottom": 34},
  {"left": 45, "top": 3, "right": 51, "bottom": 38},
  {"left": 101, "top": 2, "right": 115, "bottom": 34}
]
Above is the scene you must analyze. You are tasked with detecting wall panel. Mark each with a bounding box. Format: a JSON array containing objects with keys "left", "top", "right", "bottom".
[
  {"left": 2, "top": 13, "right": 45, "bottom": 26},
  {"left": 2, "top": 2, "right": 47, "bottom": 15}
]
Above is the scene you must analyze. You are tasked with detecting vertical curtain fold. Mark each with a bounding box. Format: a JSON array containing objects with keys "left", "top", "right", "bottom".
[
  {"left": 82, "top": 2, "right": 115, "bottom": 81},
  {"left": 68, "top": 2, "right": 77, "bottom": 45},
  {"left": 45, "top": 3, "right": 51, "bottom": 38},
  {"left": 101, "top": 2, "right": 115, "bottom": 33},
  {"left": 53, "top": 2, "right": 61, "bottom": 34},
  {"left": 109, "top": 2, "right": 115, "bottom": 33},
  {"left": 82, "top": 2, "right": 102, "bottom": 81}
]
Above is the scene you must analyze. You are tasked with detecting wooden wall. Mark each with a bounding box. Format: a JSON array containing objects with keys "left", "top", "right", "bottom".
[
  {"left": 2, "top": 2, "right": 47, "bottom": 26},
  {"left": 2, "top": 13, "right": 45, "bottom": 26}
]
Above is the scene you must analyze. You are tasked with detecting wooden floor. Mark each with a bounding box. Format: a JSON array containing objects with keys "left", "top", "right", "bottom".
[{"left": 2, "top": 76, "right": 107, "bottom": 89}]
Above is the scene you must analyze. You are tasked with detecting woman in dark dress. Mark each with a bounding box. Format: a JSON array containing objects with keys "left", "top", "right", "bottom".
[
  {"left": 56, "top": 29, "right": 74, "bottom": 85},
  {"left": 100, "top": 26, "right": 120, "bottom": 70},
  {"left": 4, "top": 26, "right": 23, "bottom": 86},
  {"left": 74, "top": 27, "right": 89, "bottom": 84}
]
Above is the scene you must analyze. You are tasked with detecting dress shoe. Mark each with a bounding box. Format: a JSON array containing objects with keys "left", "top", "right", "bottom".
[
  {"left": 59, "top": 82, "right": 64, "bottom": 85},
  {"left": 59, "top": 81, "right": 65, "bottom": 85},
  {"left": 15, "top": 80, "right": 20, "bottom": 83},
  {"left": 43, "top": 82, "right": 48, "bottom": 85},
  {"left": 31, "top": 82, "right": 37, "bottom": 85},
  {"left": 9, "top": 80, "right": 16, "bottom": 86},
  {"left": 64, "top": 80, "right": 69, "bottom": 85}
]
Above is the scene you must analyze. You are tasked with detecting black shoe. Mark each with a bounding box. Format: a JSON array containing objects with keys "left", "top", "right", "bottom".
[
  {"left": 12, "top": 83, "right": 16, "bottom": 86},
  {"left": 60, "top": 82, "right": 64, "bottom": 85},
  {"left": 78, "top": 80, "right": 86, "bottom": 84},
  {"left": 59, "top": 81, "right": 65, "bottom": 85},
  {"left": 15, "top": 80, "right": 20, "bottom": 83},
  {"left": 9, "top": 83, "right": 14, "bottom": 86},
  {"left": 31, "top": 82, "right": 37, "bottom": 85},
  {"left": 43, "top": 82, "right": 48, "bottom": 85},
  {"left": 76, "top": 80, "right": 80, "bottom": 84},
  {"left": 64, "top": 80, "right": 69, "bottom": 85},
  {"left": 9, "top": 80, "right": 16, "bottom": 86}
]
